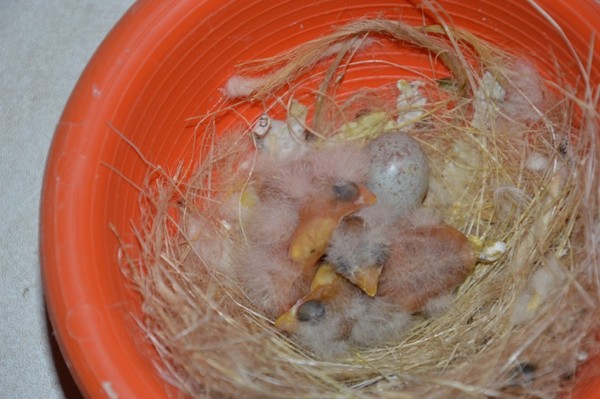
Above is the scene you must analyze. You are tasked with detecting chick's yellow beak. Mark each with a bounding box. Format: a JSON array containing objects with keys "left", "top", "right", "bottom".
[
  {"left": 356, "top": 183, "right": 377, "bottom": 206},
  {"left": 274, "top": 308, "right": 300, "bottom": 333},
  {"left": 353, "top": 264, "right": 384, "bottom": 297},
  {"left": 275, "top": 263, "right": 340, "bottom": 334},
  {"left": 310, "top": 263, "right": 338, "bottom": 291}
]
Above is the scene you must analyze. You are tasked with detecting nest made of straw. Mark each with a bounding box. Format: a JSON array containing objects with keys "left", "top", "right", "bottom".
[{"left": 120, "top": 10, "right": 600, "bottom": 399}]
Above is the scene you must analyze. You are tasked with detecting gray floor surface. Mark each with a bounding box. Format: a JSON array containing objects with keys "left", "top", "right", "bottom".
[{"left": 0, "top": 2, "right": 135, "bottom": 397}]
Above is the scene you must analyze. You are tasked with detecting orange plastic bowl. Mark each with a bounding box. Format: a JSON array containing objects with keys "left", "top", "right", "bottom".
[{"left": 41, "top": 0, "right": 600, "bottom": 398}]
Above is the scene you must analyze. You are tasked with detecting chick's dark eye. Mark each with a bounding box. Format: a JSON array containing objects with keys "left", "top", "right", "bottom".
[
  {"left": 297, "top": 300, "right": 326, "bottom": 322},
  {"left": 333, "top": 182, "right": 359, "bottom": 201},
  {"left": 374, "top": 245, "right": 390, "bottom": 265}
]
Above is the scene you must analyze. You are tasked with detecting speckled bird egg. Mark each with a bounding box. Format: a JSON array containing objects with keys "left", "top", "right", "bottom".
[{"left": 367, "top": 132, "right": 429, "bottom": 219}]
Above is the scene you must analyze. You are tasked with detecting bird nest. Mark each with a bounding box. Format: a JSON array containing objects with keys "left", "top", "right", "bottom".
[{"left": 119, "top": 11, "right": 600, "bottom": 399}]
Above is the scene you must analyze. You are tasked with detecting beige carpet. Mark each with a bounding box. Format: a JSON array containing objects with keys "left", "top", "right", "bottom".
[{"left": 0, "top": 1, "right": 134, "bottom": 397}]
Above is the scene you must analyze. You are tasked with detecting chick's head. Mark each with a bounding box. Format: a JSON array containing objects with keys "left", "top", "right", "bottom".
[
  {"left": 274, "top": 263, "right": 354, "bottom": 333},
  {"left": 287, "top": 181, "right": 376, "bottom": 270},
  {"left": 326, "top": 215, "right": 391, "bottom": 296}
]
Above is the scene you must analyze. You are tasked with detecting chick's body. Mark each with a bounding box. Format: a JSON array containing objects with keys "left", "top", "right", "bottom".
[
  {"left": 378, "top": 224, "right": 477, "bottom": 312},
  {"left": 281, "top": 220, "right": 477, "bottom": 356},
  {"left": 235, "top": 199, "right": 311, "bottom": 317}
]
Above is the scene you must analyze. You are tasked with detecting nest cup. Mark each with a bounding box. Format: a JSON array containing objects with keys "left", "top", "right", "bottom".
[{"left": 41, "top": 0, "right": 600, "bottom": 398}]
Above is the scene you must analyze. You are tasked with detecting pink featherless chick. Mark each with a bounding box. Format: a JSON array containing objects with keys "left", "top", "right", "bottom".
[{"left": 235, "top": 143, "right": 375, "bottom": 318}]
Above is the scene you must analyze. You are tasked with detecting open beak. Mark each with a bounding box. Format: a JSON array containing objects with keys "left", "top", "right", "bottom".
[{"left": 351, "top": 264, "right": 384, "bottom": 297}]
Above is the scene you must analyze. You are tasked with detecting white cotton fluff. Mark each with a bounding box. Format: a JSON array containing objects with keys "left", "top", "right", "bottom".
[
  {"left": 511, "top": 256, "right": 567, "bottom": 325},
  {"left": 185, "top": 213, "right": 235, "bottom": 276},
  {"left": 493, "top": 185, "right": 531, "bottom": 218},
  {"left": 500, "top": 59, "right": 545, "bottom": 123},
  {"left": 221, "top": 75, "right": 267, "bottom": 98},
  {"left": 525, "top": 152, "right": 550, "bottom": 173},
  {"left": 530, "top": 256, "right": 566, "bottom": 300}
]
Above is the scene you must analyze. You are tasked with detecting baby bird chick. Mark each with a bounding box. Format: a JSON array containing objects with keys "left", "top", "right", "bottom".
[
  {"left": 275, "top": 262, "right": 413, "bottom": 357},
  {"left": 237, "top": 144, "right": 373, "bottom": 318},
  {"left": 274, "top": 262, "right": 357, "bottom": 356},
  {"left": 252, "top": 142, "right": 375, "bottom": 271},
  {"left": 236, "top": 182, "right": 375, "bottom": 319},
  {"left": 235, "top": 198, "right": 312, "bottom": 318},
  {"left": 327, "top": 209, "right": 477, "bottom": 311}
]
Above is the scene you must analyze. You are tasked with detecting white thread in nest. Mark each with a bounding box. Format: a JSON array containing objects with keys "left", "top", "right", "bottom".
[{"left": 493, "top": 185, "right": 531, "bottom": 218}]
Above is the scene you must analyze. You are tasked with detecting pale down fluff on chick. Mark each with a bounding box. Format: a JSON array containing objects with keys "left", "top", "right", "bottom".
[
  {"left": 235, "top": 199, "right": 308, "bottom": 317},
  {"left": 275, "top": 263, "right": 414, "bottom": 357},
  {"left": 326, "top": 206, "right": 477, "bottom": 311},
  {"left": 376, "top": 222, "right": 478, "bottom": 312},
  {"left": 235, "top": 143, "right": 375, "bottom": 317}
]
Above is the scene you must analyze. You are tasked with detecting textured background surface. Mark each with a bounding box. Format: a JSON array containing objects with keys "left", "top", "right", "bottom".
[{"left": 0, "top": 1, "right": 134, "bottom": 397}]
